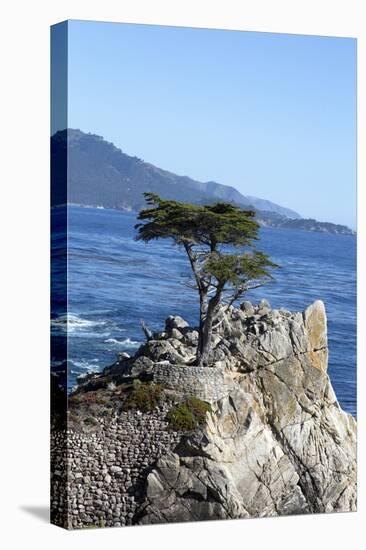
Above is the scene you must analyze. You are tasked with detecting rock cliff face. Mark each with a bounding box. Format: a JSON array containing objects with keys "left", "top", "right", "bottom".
[
  {"left": 53, "top": 299, "right": 356, "bottom": 528},
  {"left": 135, "top": 300, "right": 356, "bottom": 523}
]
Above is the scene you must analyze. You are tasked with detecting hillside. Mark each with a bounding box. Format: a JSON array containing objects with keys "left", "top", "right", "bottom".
[
  {"left": 51, "top": 129, "right": 300, "bottom": 217},
  {"left": 51, "top": 129, "right": 355, "bottom": 235}
]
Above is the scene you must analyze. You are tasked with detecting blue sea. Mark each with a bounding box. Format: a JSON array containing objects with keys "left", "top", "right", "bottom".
[{"left": 51, "top": 206, "right": 357, "bottom": 417}]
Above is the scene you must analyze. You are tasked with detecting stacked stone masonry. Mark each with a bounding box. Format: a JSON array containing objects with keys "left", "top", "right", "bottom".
[
  {"left": 152, "top": 364, "right": 234, "bottom": 403},
  {"left": 51, "top": 405, "right": 181, "bottom": 529}
]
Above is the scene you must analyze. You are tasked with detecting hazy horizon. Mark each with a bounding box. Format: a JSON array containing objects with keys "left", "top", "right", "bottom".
[
  {"left": 53, "top": 125, "right": 356, "bottom": 228},
  {"left": 56, "top": 20, "right": 356, "bottom": 228}
]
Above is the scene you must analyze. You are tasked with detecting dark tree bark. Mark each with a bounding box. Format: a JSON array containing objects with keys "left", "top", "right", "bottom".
[
  {"left": 197, "top": 283, "right": 224, "bottom": 367},
  {"left": 196, "top": 291, "right": 208, "bottom": 366}
]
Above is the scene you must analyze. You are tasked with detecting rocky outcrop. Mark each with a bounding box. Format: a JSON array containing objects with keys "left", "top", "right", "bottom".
[
  {"left": 54, "top": 299, "right": 356, "bottom": 528},
  {"left": 135, "top": 300, "right": 356, "bottom": 523}
]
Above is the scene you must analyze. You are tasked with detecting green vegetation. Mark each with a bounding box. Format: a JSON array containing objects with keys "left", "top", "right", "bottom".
[
  {"left": 167, "top": 397, "right": 212, "bottom": 431},
  {"left": 122, "top": 380, "right": 165, "bottom": 412},
  {"left": 136, "top": 193, "right": 276, "bottom": 366}
]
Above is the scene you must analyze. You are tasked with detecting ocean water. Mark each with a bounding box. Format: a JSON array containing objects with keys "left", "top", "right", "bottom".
[{"left": 51, "top": 206, "right": 357, "bottom": 417}]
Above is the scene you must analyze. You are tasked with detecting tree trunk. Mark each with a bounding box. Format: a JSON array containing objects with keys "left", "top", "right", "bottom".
[
  {"left": 196, "top": 291, "right": 208, "bottom": 365},
  {"left": 197, "top": 308, "right": 214, "bottom": 367},
  {"left": 197, "top": 285, "right": 223, "bottom": 367}
]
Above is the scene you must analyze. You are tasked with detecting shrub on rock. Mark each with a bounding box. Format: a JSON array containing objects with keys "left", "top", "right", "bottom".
[
  {"left": 167, "top": 397, "right": 211, "bottom": 431},
  {"left": 122, "top": 381, "right": 165, "bottom": 412}
]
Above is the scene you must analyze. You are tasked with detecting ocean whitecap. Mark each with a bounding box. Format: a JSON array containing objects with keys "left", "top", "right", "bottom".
[
  {"left": 68, "top": 358, "right": 100, "bottom": 372},
  {"left": 104, "top": 337, "right": 140, "bottom": 349},
  {"left": 51, "top": 313, "right": 107, "bottom": 333}
]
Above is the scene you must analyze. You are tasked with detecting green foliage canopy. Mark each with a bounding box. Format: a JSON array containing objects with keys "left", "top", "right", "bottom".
[
  {"left": 136, "top": 192, "right": 276, "bottom": 296},
  {"left": 135, "top": 192, "right": 277, "bottom": 365},
  {"left": 135, "top": 192, "right": 259, "bottom": 248}
]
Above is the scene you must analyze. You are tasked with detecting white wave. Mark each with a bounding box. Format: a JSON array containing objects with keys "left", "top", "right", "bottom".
[
  {"left": 75, "top": 373, "right": 88, "bottom": 380},
  {"left": 104, "top": 337, "right": 140, "bottom": 348},
  {"left": 51, "top": 313, "right": 106, "bottom": 333},
  {"left": 68, "top": 359, "right": 100, "bottom": 372}
]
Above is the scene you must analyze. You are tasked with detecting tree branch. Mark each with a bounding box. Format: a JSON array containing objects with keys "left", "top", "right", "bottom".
[
  {"left": 182, "top": 242, "right": 203, "bottom": 291},
  {"left": 140, "top": 319, "right": 153, "bottom": 341}
]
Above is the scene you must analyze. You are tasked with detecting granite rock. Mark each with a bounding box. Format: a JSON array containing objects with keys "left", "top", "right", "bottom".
[
  {"left": 55, "top": 300, "right": 356, "bottom": 528},
  {"left": 137, "top": 300, "right": 356, "bottom": 523}
]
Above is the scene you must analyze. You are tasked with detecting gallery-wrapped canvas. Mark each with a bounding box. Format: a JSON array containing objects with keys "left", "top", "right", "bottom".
[{"left": 51, "top": 20, "right": 357, "bottom": 529}]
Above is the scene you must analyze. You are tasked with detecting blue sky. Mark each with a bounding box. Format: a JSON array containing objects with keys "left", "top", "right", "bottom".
[{"left": 65, "top": 20, "right": 356, "bottom": 227}]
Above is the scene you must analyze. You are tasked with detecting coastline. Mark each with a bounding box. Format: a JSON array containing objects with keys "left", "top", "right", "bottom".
[
  {"left": 52, "top": 203, "right": 356, "bottom": 236},
  {"left": 51, "top": 299, "right": 357, "bottom": 528}
]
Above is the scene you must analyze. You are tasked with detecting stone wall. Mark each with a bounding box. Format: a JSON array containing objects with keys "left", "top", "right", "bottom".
[
  {"left": 51, "top": 365, "right": 235, "bottom": 529},
  {"left": 51, "top": 404, "right": 181, "bottom": 529},
  {"left": 51, "top": 301, "right": 356, "bottom": 528},
  {"left": 152, "top": 364, "right": 234, "bottom": 403}
]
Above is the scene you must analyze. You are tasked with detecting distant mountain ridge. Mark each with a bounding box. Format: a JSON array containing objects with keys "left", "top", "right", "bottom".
[
  {"left": 51, "top": 129, "right": 355, "bottom": 235},
  {"left": 51, "top": 129, "right": 300, "bottom": 218}
]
